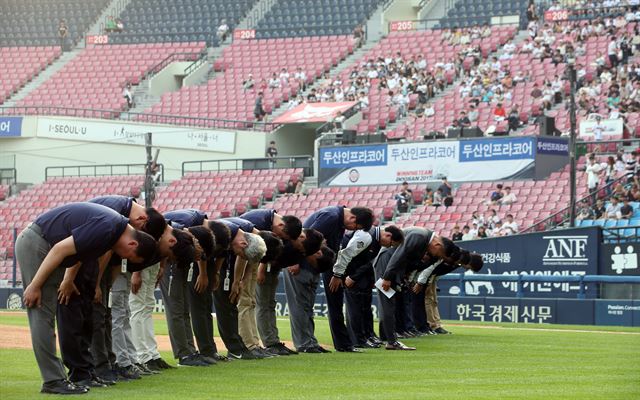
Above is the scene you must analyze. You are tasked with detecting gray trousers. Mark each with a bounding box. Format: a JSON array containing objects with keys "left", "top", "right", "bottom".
[
  {"left": 256, "top": 270, "right": 280, "bottom": 347},
  {"left": 15, "top": 224, "right": 67, "bottom": 384},
  {"left": 283, "top": 267, "right": 320, "bottom": 350},
  {"left": 159, "top": 263, "right": 196, "bottom": 359},
  {"left": 129, "top": 264, "right": 161, "bottom": 363},
  {"left": 111, "top": 273, "right": 138, "bottom": 367}
]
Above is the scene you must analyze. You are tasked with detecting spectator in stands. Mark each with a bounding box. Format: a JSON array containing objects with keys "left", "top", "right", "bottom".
[
  {"left": 268, "top": 73, "right": 281, "bottom": 90},
  {"left": 123, "top": 83, "right": 133, "bottom": 108},
  {"left": 266, "top": 141, "right": 278, "bottom": 168},
  {"left": 531, "top": 83, "right": 543, "bottom": 99},
  {"left": 457, "top": 111, "right": 471, "bottom": 127},
  {"left": 488, "top": 184, "right": 504, "bottom": 205},
  {"left": 608, "top": 36, "right": 619, "bottom": 68},
  {"left": 499, "top": 186, "right": 517, "bottom": 205},
  {"left": 461, "top": 225, "right": 474, "bottom": 241},
  {"left": 432, "top": 188, "right": 443, "bottom": 208},
  {"left": 477, "top": 226, "right": 488, "bottom": 239},
  {"left": 486, "top": 209, "right": 500, "bottom": 229},
  {"left": 115, "top": 18, "right": 124, "bottom": 32},
  {"left": 217, "top": 19, "right": 230, "bottom": 43},
  {"left": 586, "top": 154, "right": 603, "bottom": 204},
  {"left": 507, "top": 106, "right": 522, "bottom": 132},
  {"left": 58, "top": 19, "right": 69, "bottom": 52},
  {"left": 105, "top": 16, "right": 117, "bottom": 33},
  {"left": 294, "top": 67, "right": 307, "bottom": 91},
  {"left": 576, "top": 200, "right": 595, "bottom": 221},
  {"left": 438, "top": 177, "right": 453, "bottom": 207},
  {"left": 451, "top": 225, "right": 463, "bottom": 241},
  {"left": 468, "top": 104, "right": 478, "bottom": 123},
  {"left": 353, "top": 24, "right": 365, "bottom": 48},
  {"left": 243, "top": 74, "right": 255, "bottom": 92},
  {"left": 423, "top": 188, "right": 434, "bottom": 206},
  {"left": 593, "top": 199, "right": 606, "bottom": 220},
  {"left": 307, "top": 89, "right": 318, "bottom": 103},
  {"left": 492, "top": 220, "right": 505, "bottom": 236},
  {"left": 526, "top": 1, "right": 538, "bottom": 22},
  {"left": 254, "top": 92, "right": 266, "bottom": 122},
  {"left": 279, "top": 68, "right": 290, "bottom": 84},
  {"left": 493, "top": 103, "right": 507, "bottom": 120},
  {"left": 620, "top": 198, "right": 634, "bottom": 219},
  {"left": 471, "top": 211, "right": 484, "bottom": 227},
  {"left": 604, "top": 156, "right": 617, "bottom": 195},
  {"left": 606, "top": 196, "right": 623, "bottom": 220},
  {"left": 502, "top": 214, "right": 519, "bottom": 234},
  {"left": 395, "top": 186, "right": 412, "bottom": 213}
]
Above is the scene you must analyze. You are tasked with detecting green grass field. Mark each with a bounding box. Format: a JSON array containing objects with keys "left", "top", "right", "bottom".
[{"left": 1, "top": 312, "right": 639, "bottom": 400}]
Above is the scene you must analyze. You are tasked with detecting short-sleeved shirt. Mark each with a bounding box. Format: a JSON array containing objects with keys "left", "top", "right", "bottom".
[
  {"left": 240, "top": 209, "right": 275, "bottom": 232},
  {"left": 221, "top": 217, "right": 255, "bottom": 233},
  {"left": 218, "top": 219, "right": 241, "bottom": 239},
  {"left": 164, "top": 209, "right": 207, "bottom": 229},
  {"left": 34, "top": 202, "right": 128, "bottom": 268},
  {"left": 88, "top": 195, "right": 134, "bottom": 218},
  {"left": 303, "top": 206, "right": 345, "bottom": 252}
]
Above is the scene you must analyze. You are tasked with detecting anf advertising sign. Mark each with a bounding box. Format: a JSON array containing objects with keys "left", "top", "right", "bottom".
[
  {"left": 0, "top": 117, "right": 23, "bottom": 137},
  {"left": 439, "top": 227, "right": 601, "bottom": 299},
  {"left": 36, "top": 116, "right": 236, "bottom": 153},
  {"left": 319, "top": 137, "right": 535, "bottom": 186}
]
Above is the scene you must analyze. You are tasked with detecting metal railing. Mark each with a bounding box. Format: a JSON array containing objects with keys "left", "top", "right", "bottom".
[
  {"left": 184, "top": 53, "right": 209, "bottom": 76},
  {"left": 45, "top": 163, "right": 164, "bottom": 181},
  {"left": 439, "top": 273, "right": 640, "bottom": 299},
  {"left": 106, "top": 31, "right": 218, "bottom": 45},
  {"left": 520, "top": 172, "right": 631, "bottom": 234},
  {"left": 603, "top": 225, "right": 640, "bottom": 244},
  {"left": 181, "top": 155, "right": 314, "bottom": 177},
  {"left": 145, "top": 51, "right": 206, "bottom": 79},
  {"left": 0, "top": 106, "right": 279, "bottom": 132},
  {"left": 0, "top": 168, "right": 17, "bottom": 185}
]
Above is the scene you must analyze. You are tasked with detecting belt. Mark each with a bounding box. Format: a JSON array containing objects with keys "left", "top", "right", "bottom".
[{"left": 28, "top": 222, "right": 44, "bottom": 237}]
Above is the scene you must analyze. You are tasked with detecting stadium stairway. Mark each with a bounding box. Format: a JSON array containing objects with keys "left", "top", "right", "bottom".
[
  {"left": 2, "top": 48, "right": 83, "bottom": 108},
  {"left": 236, "top": 0, "right": 279, "bottom": 30},
  {"left": 86, "top": 0, "right": 134, "bottom": 37}
]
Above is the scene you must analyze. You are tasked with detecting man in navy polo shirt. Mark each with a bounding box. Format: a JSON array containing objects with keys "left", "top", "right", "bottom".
[
  {"left": 160, "top": 209, "right": 215, "bottom": 367},
  {"left": 54, "top": 195, "right": 165, "bottom": 387},
  {"left": 16, "top": 202, "right": 157, "bottom": 395},
  {"left": 302, "top": 205, "right": 373, "bottom": 352}
]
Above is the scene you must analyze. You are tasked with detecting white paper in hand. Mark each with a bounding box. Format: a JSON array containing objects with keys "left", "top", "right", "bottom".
[{"left": 375, "top": 278, "right": 396, "bottom": 299}]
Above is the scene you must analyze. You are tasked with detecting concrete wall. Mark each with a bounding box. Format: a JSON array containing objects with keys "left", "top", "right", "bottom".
[
  {"left": 148, "top": 61, "right": 192, "bottom": 96},
  {"left": 182, "top": 60, "right": 209, "bottom": 88},
  {"left": 382, "top": 0, "right": 421, "bottom": 35},
  {"left": 0, "top": 116, "right": 267, "bottom": 183},
  {"left": 269, "top": 124, "right": 317, "bottom": 158}
]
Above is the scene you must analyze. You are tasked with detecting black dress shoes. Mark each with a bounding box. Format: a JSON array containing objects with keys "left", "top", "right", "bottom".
[{"left": 41, "top": 379, "right": 89, "bottom": 395}]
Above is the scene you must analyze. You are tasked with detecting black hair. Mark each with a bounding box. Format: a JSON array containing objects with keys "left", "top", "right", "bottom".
[
  {"left": 282, "top": 215, "right": 302, "bottom": 240},
  {"left": 272, "top": 241, "right": 304, "bottom": 268},
  {"left": 144, "top": 208, "right": 168, "bottom": 240},
  {"left": 313, "top": 245, "right": 336, "bottom": 273},
  {"left": 302, "top": 228, "right": 324, "bottom": 256},
  {"left": 207, "top": 220, "right": 231, "bottom": 257},
  {"left": 383, "top": 225, "right": 404, "bottom": 243},
  {"left": 258, "top": 231, "right": 284, "bottom": 263},
  {"left": 171, "top": 228, "right": 197, "bottom": 269},
  {"left": 126, "top": 230, "right": 160, "bottom": 272},
  {"left": 468, "top": 253, "right": 484, "bottom": 272},
  {"left": 441, "top": 237, "right": 459, "bottom": 260},
  {"left": 458, "top": 249, "right": 471, "bottom": 266},
  {"left": 188, "top": 226, "right": 215, "bottom": 260},
  {"left": 351, "top": 206, "right": 374, "bottom": 231}
]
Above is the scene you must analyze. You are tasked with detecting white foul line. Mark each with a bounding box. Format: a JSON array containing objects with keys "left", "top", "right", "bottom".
[{"left": 447, "top": 323, "right": 640, "bottom": 335}]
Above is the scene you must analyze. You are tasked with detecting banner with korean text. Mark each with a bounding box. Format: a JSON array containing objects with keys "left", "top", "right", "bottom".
[
  {"left": 35, "top": 116, "right": 236, "bottom": 153},
  {"left": 438, "top": 227, "right": 601, "bottom": 299},
  {"left": 318, "top": 137, "right": 535, "bottom": 186}
]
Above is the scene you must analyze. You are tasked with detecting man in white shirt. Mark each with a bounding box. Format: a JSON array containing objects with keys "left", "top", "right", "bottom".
[
  {"left": 499, "top": 186, "right": 517, "bottom": 205},
  {"left": 502, "top": 214, "right": 519, "bottom": 235},
  {"left": 605, "top": 197, "right": 622, "bottom": 220},
  {"left": 586, "top": 155, "right": 602, "bottom": 204},
  {"left": 217, "top": 20, "right": 229, "bottom": 43},
  {"left": 608, "top": 36, "right": 619, "bottom": 68}
]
